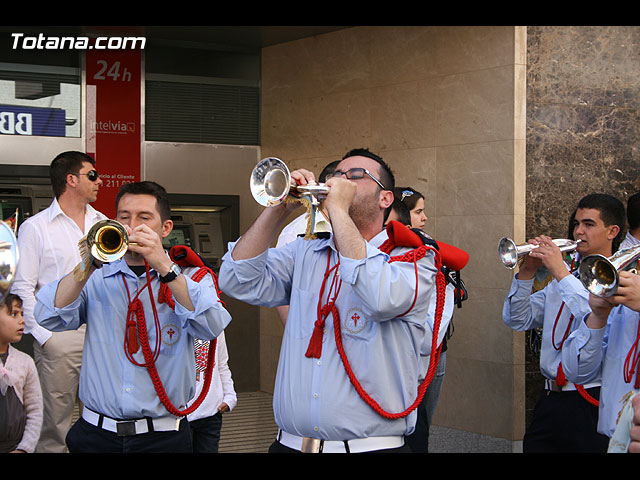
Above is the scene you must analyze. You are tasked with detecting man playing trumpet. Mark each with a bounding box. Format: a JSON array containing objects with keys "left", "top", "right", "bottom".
[
  {"left": 34, "top": 181, "right": 232, "bottom": 452},
  {"left": 220, "top": 148, "right": 451, "bottom": 453},
  {"left": 561, "top": 193, "right": 640, "bottom": 451},
  {"left": 503, "top": 193, "right": 625, "bottom": 452}
]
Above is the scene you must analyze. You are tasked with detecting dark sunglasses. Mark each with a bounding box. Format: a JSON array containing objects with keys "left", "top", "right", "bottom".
[
  {"left": 330, "top": 167, "right": 387, "bottom": 190},
  {"left": 74, "top": 169, "right": 100, "bottom": 182}
]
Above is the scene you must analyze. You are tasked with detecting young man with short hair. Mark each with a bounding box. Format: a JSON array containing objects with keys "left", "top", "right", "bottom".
[{"left": 503, "top": 193, "right": 625, "bottom": 452}]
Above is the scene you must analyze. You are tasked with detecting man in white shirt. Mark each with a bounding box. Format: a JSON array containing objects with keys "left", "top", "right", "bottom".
[
  {"left": 11, "top": 151, "right": 107, "bottom": 453},
  {"left": 187, "top": 331, "right": 237, "bottom": 452}
]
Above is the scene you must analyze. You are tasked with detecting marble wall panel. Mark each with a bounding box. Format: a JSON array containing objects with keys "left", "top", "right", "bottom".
[
  {"left": 436, "top": 66, "right": 516, "bottom": 146},
  {"left": 527, "top": 26, "right": 640, "bottom": 238},
  {"left": 525, "top": 25, "right": 640, "bottom": 428}
]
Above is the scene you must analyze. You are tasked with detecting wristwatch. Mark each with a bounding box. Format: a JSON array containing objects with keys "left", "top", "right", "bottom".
[{"left": 159, "top": 262, "right": 181, "bottom": 283}]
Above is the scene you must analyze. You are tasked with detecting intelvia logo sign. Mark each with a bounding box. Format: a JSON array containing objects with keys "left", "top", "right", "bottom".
[
  {"left": 90, "top": 119, "right": 136, "bottom": 135},
  {"left": 0, "top": 105, "right": 66, "bottom": 136}
]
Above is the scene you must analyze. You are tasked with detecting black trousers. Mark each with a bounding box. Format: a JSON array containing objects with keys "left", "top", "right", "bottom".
[
  {"left": 189, "top": 412, "right": 223, "bottom": 453},
  {"left": 66, "top": 417, "right": 192, "bottom": 453},
  {"left": 523, "top": 387, "right": 609, "bottom": 453}
]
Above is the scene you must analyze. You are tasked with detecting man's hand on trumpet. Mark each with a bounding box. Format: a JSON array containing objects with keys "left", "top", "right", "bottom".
[
  {"left": 585, "top": 271, "right": 640, "bottom": 329},
  {"left": 125, "top": 223, "right": 173, "bottom": 274},
  {"left": 609, "top": 270, "right": 640, "bottom": 312},
  {"left": 518, "top": 235, "right": 570, "bottom": 282}
]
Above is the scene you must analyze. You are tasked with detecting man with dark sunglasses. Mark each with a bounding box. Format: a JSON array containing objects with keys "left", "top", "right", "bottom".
[
  {"left": 11, "top": 151, "right": 107, "bottom": 453},
  {"left": 220, "top": 148, "right": 449, "bottom": 453}
]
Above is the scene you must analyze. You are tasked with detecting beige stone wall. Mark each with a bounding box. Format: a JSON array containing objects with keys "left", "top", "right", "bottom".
[{"left": 259, "top": 26, "right": 527, "bottom": 441}]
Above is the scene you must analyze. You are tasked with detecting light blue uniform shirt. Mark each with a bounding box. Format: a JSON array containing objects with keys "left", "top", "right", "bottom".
[
  {"left": 503, "top": 270, "right": 597, "bottom": 384},
  {"left": 562, "top": 306, "right": 640, "bottom": 437},
  {"left": 219, "top": 230, "right": 446, "bottom": 441},
  {"left": 35, "top": 258, "right": 232, "bottom": 420}
]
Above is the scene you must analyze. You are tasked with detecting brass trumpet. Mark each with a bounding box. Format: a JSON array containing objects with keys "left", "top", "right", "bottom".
[
  {"left": 86, "top": 219, "right": 134, "bottom": 263},
  {"left": 498, "top": 237, "right": 582, "bottom": 269},
  {"left": 579, "top": 244, "right": 640, "bottom": 297},
  {"left": 250, "top": 157, "right": 329, "bottom": 236}
]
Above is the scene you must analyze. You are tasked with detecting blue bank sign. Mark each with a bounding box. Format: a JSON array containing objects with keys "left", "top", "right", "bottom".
[{"left": 0, "top": 105, "right": 66, "bottom": 136}]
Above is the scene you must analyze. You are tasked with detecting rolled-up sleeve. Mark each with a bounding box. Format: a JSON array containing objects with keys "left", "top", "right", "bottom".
[
  {"left": 503, "top": 276, "right": 544, "bottom": 331},
  {"left": 175, "top": 272, "right": 232, "bottom": 340},
  {"left": 561, "top": 314, "right": 607, "bottom": 385},
  {"left": 34, "top": 278, "right": 86, "bottom": 332},
  {"left": 219, "top": 240, "right": 295, "bottom": 308}
]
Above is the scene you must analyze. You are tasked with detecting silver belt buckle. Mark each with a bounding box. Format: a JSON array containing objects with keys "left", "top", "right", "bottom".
[
  {"left": 301, "top": 437, "right": 324, "bottom": 453},
  {"left": 116, "top": 420, "right": 137, "bottom": 436}
]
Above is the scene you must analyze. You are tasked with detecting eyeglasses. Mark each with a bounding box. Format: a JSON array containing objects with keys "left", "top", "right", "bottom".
[
  {"left": 330, "top": 168, "right": 387, "bottom": 190},
  {"left": 74, "top": 170, "right": 100, "bottom": 182},
  {"left": 400, "top": 190, "right": 415, "bottom": 202}
]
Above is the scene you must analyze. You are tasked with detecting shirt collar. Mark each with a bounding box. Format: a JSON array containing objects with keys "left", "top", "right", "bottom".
[
  {"left": 47, "top": 197, "right": 101, "bottom": 223},
  {"left": 307, "top": 228, "right": 388, "bottom": 253},
  {"left": 102, "top": 252, "right": 172, "bottom": 278}
]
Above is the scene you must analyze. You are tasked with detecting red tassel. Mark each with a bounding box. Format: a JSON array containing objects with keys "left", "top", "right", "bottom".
[
  {"left": 305, "top": 322, "right": 325, "bottom": 358},
  {"left": 126, "top": 319, "right": 139, "bottom": 354},
  {"left": 556, "top": 363, "right": 567, "bottom": 386},
  {"left": 158, "top": 283, "right": 174, "bottom": 308}
]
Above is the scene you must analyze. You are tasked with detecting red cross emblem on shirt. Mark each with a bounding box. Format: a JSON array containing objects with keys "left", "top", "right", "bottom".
[
  {"left": 161, "top": 324, "right": 181, "bottom": 346},
  {"left": 345, "top": 308, "right": 367, "bottom": 334}
]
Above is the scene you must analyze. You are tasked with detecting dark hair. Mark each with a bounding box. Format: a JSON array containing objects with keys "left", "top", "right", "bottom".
[
  {"left": 50, "top": 151, "right": 96, "bottom": 198},
  {"left": 576, "top": 193, "right": 626, "bottom": 252},
  {"left": 394, "top": 186, "right": 424, "bottom": 211},
  {"left": 387, "top": 196, "right": 412, "bottom": 226},
  {"left": 627, "top": 192, "right": 640, "bottom": 231},
  {"left": 567, "top": 208, "right": 577, "bottom": 239},
  {"left": 318, "top": 160, "right": 341, "bottom": 183},
  {"left": 1, "top": 293, "right": 23, "bottom": 312},
  {"left": 341, "top": 148, "right": 395, "bottom": 192},
  {"left": 115, "top": 181, "right": 171, "bottom": 222}
]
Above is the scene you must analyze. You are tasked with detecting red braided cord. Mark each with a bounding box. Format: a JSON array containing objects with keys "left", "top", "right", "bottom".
[
  {"left": 548, "top": 258, "right": 599, "bottom": 406},
  {"left": 623, "top": 315, "right": 640, "bottom": 388},
  {"left": 122, "top": 262, "right": 221, "bottom": 416},
  {"left": 576, "top": 384, "right": 600, "bottom": 407},
  {"left": 122, "top": 267, "right": 160, "bottom": 366},
  {"left": 329, "top": 241, "right": 446, "bottom": 419},
  {"left": 551, "top": 303, "right": 574, "bottom": 352}
]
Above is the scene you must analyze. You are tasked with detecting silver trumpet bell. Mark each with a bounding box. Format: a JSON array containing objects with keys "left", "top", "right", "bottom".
[
  {"left": 579, "top": 244, "right": 640, "bottom": 297},
  {"left": 0, "top": 221, "right": 19, "bottom": 303},
  {"left": 498, "top": 237, "right": 581, "bottom": 270},
  {"left": 86, "top": 219, "right": 131, "bottom": 263},
  {"left": 250, "top": 157, "right": 329, "bottom": 207},
  {"left": 250, "top": 157, "right": 330, "bottom": 235}
]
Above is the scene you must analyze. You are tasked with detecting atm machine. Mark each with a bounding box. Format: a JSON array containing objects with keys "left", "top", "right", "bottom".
[
  {"left": 164, "top": 193, "right": 239, "bottom": 272},
  {"left": 0, "top": 164, "right": 53, "bottom": 229}
]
